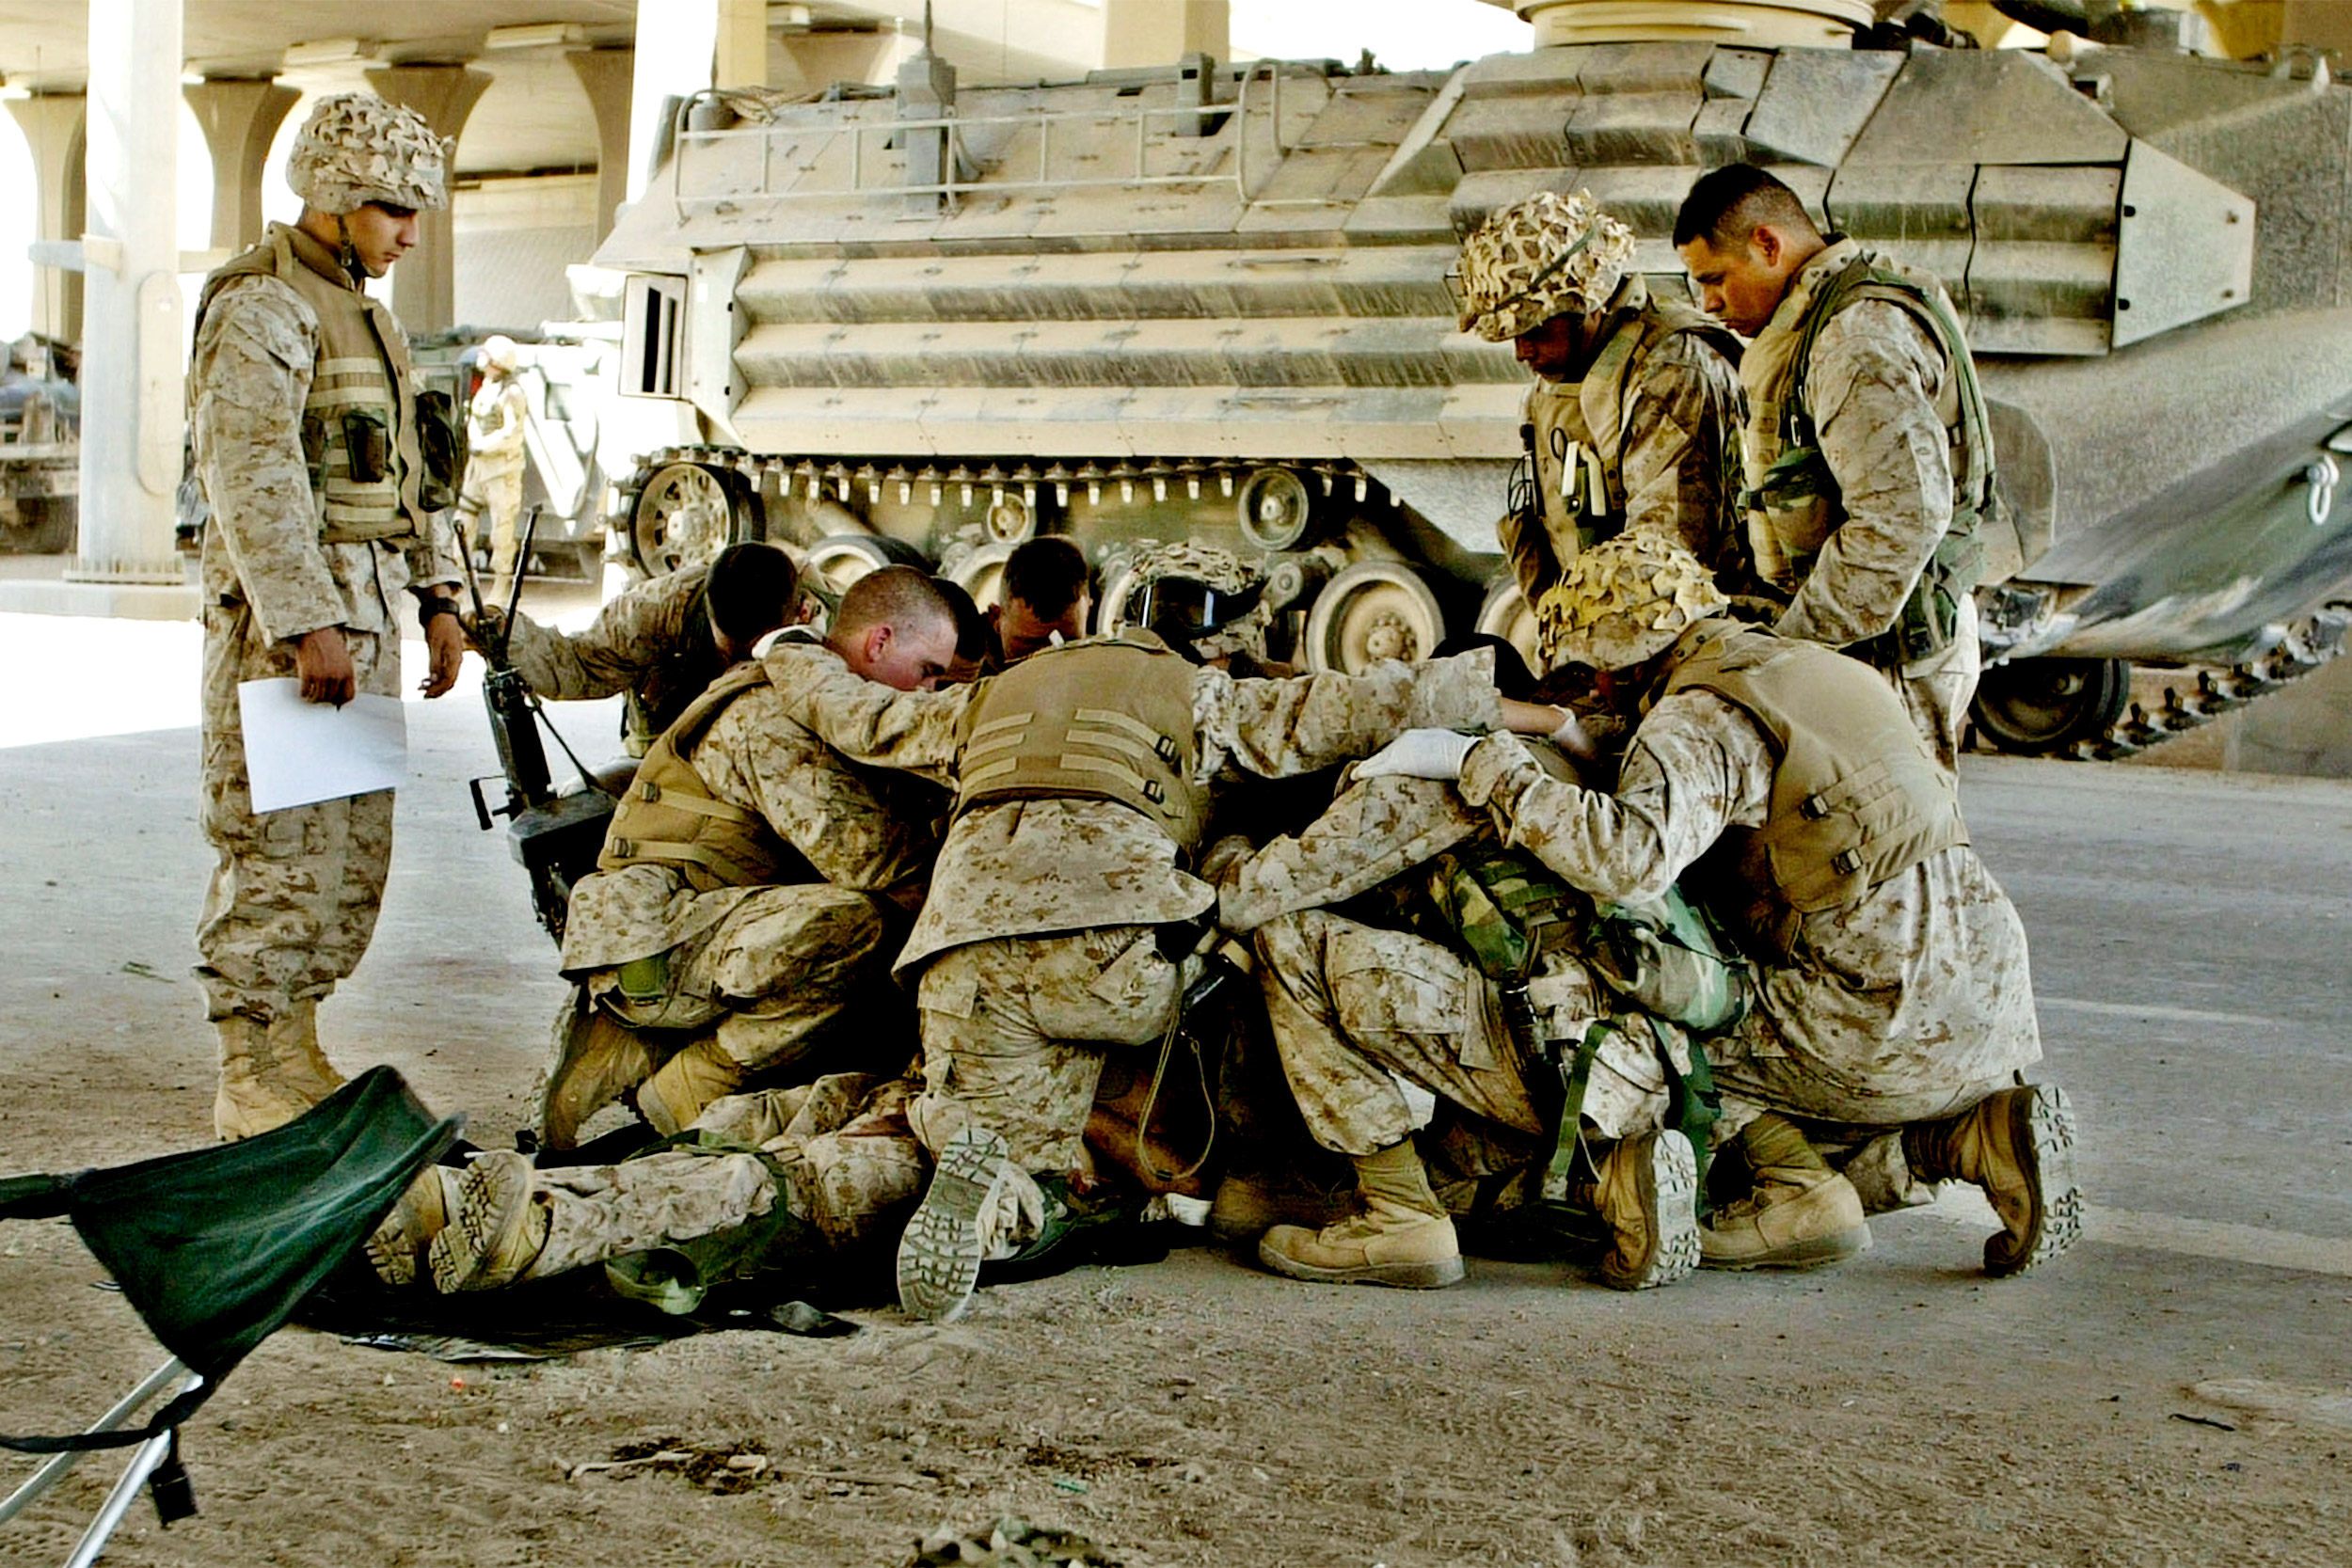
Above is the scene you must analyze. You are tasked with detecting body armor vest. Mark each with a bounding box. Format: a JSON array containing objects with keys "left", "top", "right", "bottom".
[
  {"left": 1522, "top": 278, "right": 1742, "bottom": 553},
  {"left": 953, "top": 630, "right": 1207, "bottom": 852},
  {"left": 1667, "top": 619, "right": 1966, "bottom": 960},
  {"left": 598, "top": 662, "right": 803, "bottom": 893},
  {"left": 193, "top": 224, "right": 457, "bottom": 543},
  {"left": 1740, "top": 243, "right": 1998, "bottom": 667}
]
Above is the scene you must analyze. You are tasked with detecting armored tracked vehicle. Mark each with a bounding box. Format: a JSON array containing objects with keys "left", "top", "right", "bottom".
[{"left": 589, "top": 0, "right": 2352, "bottom": 758}]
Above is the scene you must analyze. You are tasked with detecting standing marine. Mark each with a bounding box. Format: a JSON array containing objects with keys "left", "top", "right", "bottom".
[
  {"left": 459, "top": 332, "right": 530, "bottom": 580},
  {"left": 1674, "top": 164, "right": 2000, "bottom": 768},
  {"left": 1454, "top": 188, "right": 1747, "bottom": 667},
  {"left": 188, "top": 92, "right": 467, "bottom": 1140}
]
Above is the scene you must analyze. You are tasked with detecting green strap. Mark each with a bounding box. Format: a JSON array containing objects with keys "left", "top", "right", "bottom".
[{"left": 1538, "top": 1019, "right": 1612, "bottom": 1205}]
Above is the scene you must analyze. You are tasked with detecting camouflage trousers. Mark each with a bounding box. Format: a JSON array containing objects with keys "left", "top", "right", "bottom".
[
  {"left": 913, "top": 926, "right": 1190, "bottom": 1172},
  {"left": 1250, "top": 910, "right": 1675, "bottom": 1157},
  {"left": 523, "top": 1074, "right": 929, "bottom": 1282},
  {"left": 195, "top": 598, "right": 397, "bottom": 1024},
  {"left": 459, "top": 459, "right": 524, "bottom": 578},
  {"left": 1892, "top": 596, "right": 1980, "bottom": 772},
  {"left": 591, "top": 884, "right": 914, "bottom": 1082}
]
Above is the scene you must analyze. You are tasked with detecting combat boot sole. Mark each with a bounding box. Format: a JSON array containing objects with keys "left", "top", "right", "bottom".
[
  {"left": 1598, "top": 1131, "right": 1699, "bottom": 1292},
  {"left": 1986, "top": 1085, "right": 2081, "bottom": 1278},
  {"left": 897, "top": 1127, "right": 1011, "bottom": 1323},
  {"left": 428, "top": 1151, "right": 548, "bottom": 1293}
]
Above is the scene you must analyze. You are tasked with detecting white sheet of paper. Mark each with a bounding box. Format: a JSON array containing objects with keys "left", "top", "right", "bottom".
[{"left": 237, "top": 679, "right": 408, "bottom": 813}]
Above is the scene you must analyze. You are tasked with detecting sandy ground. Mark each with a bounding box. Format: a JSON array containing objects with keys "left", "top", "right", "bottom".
[{"left": 2, "top": 599, "right": 2349, "bottom": 1566}]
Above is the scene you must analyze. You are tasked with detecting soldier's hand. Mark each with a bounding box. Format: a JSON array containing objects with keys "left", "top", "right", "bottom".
[
  {"left": 1198, "top": 833, "right": 1254, "bottom": 893},
  {"left": 420, "top": 613, "right": 465, "bottom": 699},
  {"left": 462, "top": 604, "right": 506, "bottom": 654},
  {"left": 1354, "top": 728, "right": 1476, "bottom": 783},
  {"left": 295, "top": 626, "right": 357, "bottom": 706}
]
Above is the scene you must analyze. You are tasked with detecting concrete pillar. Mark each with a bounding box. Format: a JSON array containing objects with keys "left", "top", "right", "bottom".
[
  {"left": 64, "top": 0, "right": 184, "bottom": 601},
  {"left": 716, "top": 0, "right": 769, "bottom": 89},
  {"left": 567, "top": 48, "right": 635, "bottom": 242},
  {"left": 6, "top": 94, "right": 87, "bottom": 344},
  {"left": 364, "top": 63, "right": 491, "bottom": 336},
  {"left": 628, "top": 0, "right": 719, "bottom": 205},
  {"left": 183, "top": 77, "right": 300, "bottom": 254},
  {"left": 1101, "top": 0, "right": 1229, "bottom": 69}
]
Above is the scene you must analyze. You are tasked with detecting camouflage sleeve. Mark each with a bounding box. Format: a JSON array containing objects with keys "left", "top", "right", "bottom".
[
  {"left": 1457, "top": 691, "right": 1771, "bottom": 905},
  {"left": 404, "top": 504, "right": 464, "bottom": 594},
  {"left": 1218, "top": 774, "right": 1484, "bottom": 933},
  {"left": 1774, "top": 300, "right": 1952, "bottom": 647},
  {"left": 189, "top": 279, "right": 345, "bottom": 644},
  {"left": 505, "top": 568, "right": 701, "bottom": 700},
  {"left": 759, "top": 641, "right": 971, "bottom": 786},
  {"left": 702, "top": 689, "right": 938, "bottom": 891},
  {"left": 1200, "top": 648, "right": 1501, "bottom": 782},
  {"left": 1619, "top": 331, "right": 1743, "bottom": 577}
]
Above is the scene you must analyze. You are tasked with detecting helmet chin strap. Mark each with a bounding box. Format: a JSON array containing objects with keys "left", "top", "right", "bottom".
[{"left": 333, "top": 212, "right": 365, "bottom": 282}]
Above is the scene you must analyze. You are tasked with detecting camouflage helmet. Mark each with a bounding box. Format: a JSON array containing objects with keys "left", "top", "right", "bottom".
[
  {"left": 1454, "top": 190, "right": 1636, "bottom": 342},
  {"left": 1534, "top": 531, "right": 1727, "bottom": 671},
  {"left": 1120, "top": 542, "right": 1273, "bottom": 663},
  {"left": 476, "top": 334, "right": 520, "bottom": 373},
  {"left": 286, "top": 93, "right": 450, "bottom": 215}
]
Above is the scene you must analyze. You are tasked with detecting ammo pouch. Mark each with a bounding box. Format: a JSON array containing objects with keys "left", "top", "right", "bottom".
[
  {"left": 412, "top": 388, "right": 468, "bottom": 514},
  {"left": 1585, "top": 889, "right": 1748, "bottom": 1036},
  {"left": 342, "top": 407, "right": 390, "bottom": 484}
]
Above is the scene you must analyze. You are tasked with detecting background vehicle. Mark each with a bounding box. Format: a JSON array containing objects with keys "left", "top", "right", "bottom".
[
  {"left": 0, "top": 333, "right": 78, "bottom": 555},
  {"left": 588, "top": 0, "right": 2352, "bottom": 758}
]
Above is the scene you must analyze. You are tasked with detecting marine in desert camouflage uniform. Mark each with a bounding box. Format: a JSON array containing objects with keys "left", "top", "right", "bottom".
[
  {"left": 1455, "top": 189, "right": 1748, "bottom": 670},
  {"left": 469, "top": 541, "right": 803, "bottom": 756},
  {"left": 1389, "top": 533, "right": 2078, "bottom": 1278},
  {"left": 1676, "top": 165, "right": 2002, "bottom": 769},
  {"left": 190, "top": 93, "right": 467, "bottom": 1140},
  {"left": 539, "top": 567, "right": 961, "bottom": 1146},
  {"left": 458, "top": 333, "right": 530, "bottom": 579},
  {"left": 750, "top": 561, "right": 1536, "bottom": 1320}
]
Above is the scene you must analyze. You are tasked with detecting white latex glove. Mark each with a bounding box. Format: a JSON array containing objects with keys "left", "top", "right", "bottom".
[
  {"left": 1549, "top": 708, "right": 1600, "bottom": 766},
  {"left": 1354, "top": 728, "right": 1477, "bottom": 782}
]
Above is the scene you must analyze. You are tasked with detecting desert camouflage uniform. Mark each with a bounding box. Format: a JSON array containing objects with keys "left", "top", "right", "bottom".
[
  {"left": 496, "top": 563, "right": 724, "bottom": 754},
  {"left": 1217, "top": 772, "right": 1680, "bottom": 1165},
  {"left": 191, "top": 224, "right": 462, "bottom": 1027},
  {"left": 559, "top": 633, "right": 944, "bottom": 1085},
  {"left": 1507, "top": 275, "right": 1746, "bottom": 620},
  {"left": 763, "top": 641, "right": 1503, "bottom": 1171},
  {"left": 1456, "top": 668, "right": 2039, "bottom": 1177},
  {"left": 460, "top": 372, "right": 527, "bottom": 577},
  {"left": 1740, "top": 240, "right": 1984, "bottom": 767}
]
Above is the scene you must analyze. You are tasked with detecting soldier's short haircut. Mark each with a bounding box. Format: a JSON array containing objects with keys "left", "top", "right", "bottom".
[
  {"left": 1674, "top": 165, "right": 1822, "bottom": 253},
  {"left": 705, "top": 542, "right": 800, "bottom": 644},
  {"left": 834, "top": 563, "right": 954, "bottom": 642},
  {"left": 1001, "top": 535, "right": 1090, "bottom": 621},
  {"left": 933, "top": 577, "right": 991, "bottom": 660}
]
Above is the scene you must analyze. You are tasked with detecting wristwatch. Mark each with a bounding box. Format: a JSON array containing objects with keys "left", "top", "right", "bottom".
[{"left": 416, "top": 594, "right": 461, "bottom": 627}]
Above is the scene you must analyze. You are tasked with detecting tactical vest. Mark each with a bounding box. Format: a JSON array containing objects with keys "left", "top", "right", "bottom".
[
  {"left": 1739, "top": 242, "right": 1996, "bottom": 668},
  {"left": 953, "top": 630, "right": 1208, "bottom": 852},
  {"left": 1523, "top": 277, "right": 1743, "bottom": 552},
  {"left": 192, "top": 224, "right": 456, "bottom": 543},
  {"left": 1666, "top": 619, "right": 1966, "bottom": 960},
  {"left": 597, "top": 661, "right": 803, "bottom": 893}
]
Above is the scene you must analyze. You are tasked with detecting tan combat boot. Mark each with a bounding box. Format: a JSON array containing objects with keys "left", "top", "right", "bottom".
[
  {"left": 427, "top": 1151, "right": 550, "bottom": 1292},
  {"left": 1207, "top": 1164, "right": 1356, "bottom": 1245},
  {"left": 276, "top": 998, "right": 346, "bottom": 1101},
  {"left": 1581, "top": 1130, "right": 1700, "bottom": 1291},
  {"left": 1700, "top": 1114, "right": 1871, "bottom": 1271},
  {"left": 897, "top": 1125, "right": 1016, "bottom": 1323},
  {"left": 1258, "top": 1140, "right": 1464, "bottom": 1289},
  {"left": 1902, "top": 1084, "right": 2080, "bottom": 1277},
  {"left": 636, "top": 1036, "right": 746, "bottom": 1136},
  {"left": 214, "top": 1013, "right": 325, "bottom": 1141},
  {"left": 536, "top": 986, "right": 654, "bottom": 1148},
  {"left": 364, "top": 1165, "right": 463, "bottom": 1287}
]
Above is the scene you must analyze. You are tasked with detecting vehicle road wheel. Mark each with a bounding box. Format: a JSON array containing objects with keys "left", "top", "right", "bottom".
[
  {"left": 803, "top": 532, "right": 932, "bottom": 615},
  {"left": 629, "top": 462, "right": 742, "bottom": 577},
  {"left": 1473, "top": 572, "right": 1542, "bottom": 676},
  {"left": 1970, "top": 657, "right": 2131, "bottom": 754},
  {"left": 1300, "top": 561, "right": 1446, "bottom": 674}
]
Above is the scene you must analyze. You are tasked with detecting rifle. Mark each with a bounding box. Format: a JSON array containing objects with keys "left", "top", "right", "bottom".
[{"left": 460, "top": 510, "right": 617, "bottom": 943}]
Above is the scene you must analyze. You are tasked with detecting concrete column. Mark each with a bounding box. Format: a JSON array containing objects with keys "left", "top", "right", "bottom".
[
  {"left": 716, "top": 0, "right": 769, "bottom": 89},
  {"left": 566, "top": 48, "right": 635, "bottom": 242},
  {"left": 183, "top": 77, "right": 300, "bottom": 253},
  {"left": 65, "top": 0, "right": 184, "bottom": 596},
  {"left": 6, "top": 94, "right": 87, "bottom": 344},
  {"left": 364, "top": 63, "right": 491, "bottom": 336},
  {"left": 628, "top": 0, "right": 719, "bottom": 205},
  {"left": 1101, "top": 0, "right": 1229, "bottom": 68}
]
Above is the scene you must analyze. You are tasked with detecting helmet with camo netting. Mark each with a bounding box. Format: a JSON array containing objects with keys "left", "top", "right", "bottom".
[
  {"left": 1534, "top": 531, "right": 1728, "bottom": 671},
  {"left": 1454, "top": 190, "right": 1636, "bottom": 342},
  {"left": 1120, "top": 542, "right": 1273, "bottom": 663},
  {"left": 287, "top": 93, "right": 450, "bottom": 215}
]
